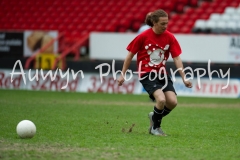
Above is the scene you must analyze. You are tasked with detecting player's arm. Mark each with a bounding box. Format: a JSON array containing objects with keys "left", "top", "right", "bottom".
[
  {"left": 117, "top": 52, "right": 135, "bottom": 86},
  {"left": 173, "top": 56, "right": 192, "bottom": 88}
]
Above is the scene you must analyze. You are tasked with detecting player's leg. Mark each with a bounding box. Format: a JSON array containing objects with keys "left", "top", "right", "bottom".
[
  {"left": 147, "top": 89, "right": 167, "bottom": 136},
  {"left": 140, "top": 74, "right": 166, "bottom": 136},
  {"left": 161, "top": 75, "right": 177, "bottom": 117},
  {"left": 153, "top": 89, "right": 166, "bottom": 110},
  {"left": 152, "top": 89, "right": 165, "bottom": 127},
  {"left": 147, "top": 89, "right": 165, "bottom": 133},
  {"left": 163, "top": 91, "right": 178, "bottom": 117}
]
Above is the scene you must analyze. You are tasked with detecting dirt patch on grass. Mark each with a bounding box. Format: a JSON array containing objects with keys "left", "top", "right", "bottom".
[
  {"left": 0, "top": 141, "right": 121, "bottom": 160},
  {"left": 72, "top": 100, "right": 240, "bottom": 108},
  {"left": 0, "top": 141, "right": 87, "bottom": 153},
  {"left": 1, "top": 98, "right": 239, "bottom": 108}
]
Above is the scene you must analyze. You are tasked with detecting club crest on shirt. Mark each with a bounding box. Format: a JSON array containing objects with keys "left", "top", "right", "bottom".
[{"left": 144, "top": 44, "right": 169, "bottom": 67}]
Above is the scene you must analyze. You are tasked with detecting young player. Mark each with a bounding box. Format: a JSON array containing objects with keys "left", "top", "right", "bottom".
[{"left": 117, "top": 9, "right": 192, "bottom": 136}]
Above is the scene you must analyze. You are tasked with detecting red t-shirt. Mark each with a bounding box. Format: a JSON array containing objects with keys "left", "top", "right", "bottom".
[{"left": 127, "top": 28, "right": 181, "bottom": 77}]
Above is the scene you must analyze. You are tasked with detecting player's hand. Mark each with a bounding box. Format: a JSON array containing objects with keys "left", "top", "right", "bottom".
[
  {"left": 183, "top": 80, "right": 192, "bottom": 88},
  {"left": 117, "top": 75, "right": 125, "bottom": 86}
]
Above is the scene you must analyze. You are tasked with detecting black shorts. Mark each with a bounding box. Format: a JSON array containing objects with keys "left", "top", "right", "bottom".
[{"left": 140, "top": 73, "right": 177, "bottom": 101}]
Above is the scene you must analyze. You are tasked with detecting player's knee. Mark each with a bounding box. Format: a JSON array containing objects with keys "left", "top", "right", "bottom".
[
  {"left": 168, "top": 99, "right": 178, "bottom": 108},
  {"left": 156, "top": 98, "right": 166, "bottom": 106},
  {"left": 172, "top": 99, "right": 178, "bottom": 107}
]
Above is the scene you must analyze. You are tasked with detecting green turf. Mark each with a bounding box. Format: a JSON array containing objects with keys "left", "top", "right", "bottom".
[{"left": 0, "top": 89, "right": 240, "bottom": 160}]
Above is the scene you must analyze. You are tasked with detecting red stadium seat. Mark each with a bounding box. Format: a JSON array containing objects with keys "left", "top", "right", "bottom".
[
  {"left": 189, "top": 0, "right": 199, "bottom": 7},
  {"left": 132, "top": 21, "right": 142, "bottom": 32},
  {"left": 0, "top": 0, "right": 237, "bottom": 36},
  {"left": 164, "top": 1, "right": 176, "bottom": 11}
]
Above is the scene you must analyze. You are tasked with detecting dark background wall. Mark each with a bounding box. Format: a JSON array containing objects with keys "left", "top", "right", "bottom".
[{"left": 1, "top": 57, "right": 239, "bottom": 78}]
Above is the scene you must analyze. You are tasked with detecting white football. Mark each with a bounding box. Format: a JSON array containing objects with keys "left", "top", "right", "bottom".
[{"left": 16, "top": 120, "right": 36, "bottom": 138}]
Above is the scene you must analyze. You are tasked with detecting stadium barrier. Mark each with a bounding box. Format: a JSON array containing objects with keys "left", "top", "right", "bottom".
[
  {"left": 0, "top": 69, "right": 239, "bottom": 98},
  {"left": 90, "top": 32, "right": 240, "bottom": 63}
]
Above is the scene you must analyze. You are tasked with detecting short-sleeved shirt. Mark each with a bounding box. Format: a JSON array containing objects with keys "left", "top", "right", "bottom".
[{"left": 127, "top": 28, "right": 181, "bottom": 77}]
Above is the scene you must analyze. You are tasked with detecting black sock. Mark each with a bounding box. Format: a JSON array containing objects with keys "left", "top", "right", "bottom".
[
  {"left": 152, "top": 106, "right": 163, "bottom": 129},
  {"left": 162, "top": 106, "right": 172, "bottom": 117}
]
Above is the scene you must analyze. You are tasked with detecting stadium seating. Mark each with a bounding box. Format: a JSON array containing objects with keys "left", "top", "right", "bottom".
[
  {"left": 0, "top": 0, "right": 239, "bottom": 40},
  {"left": 192, "top": 1, "right": 240, "bottom": 34}
]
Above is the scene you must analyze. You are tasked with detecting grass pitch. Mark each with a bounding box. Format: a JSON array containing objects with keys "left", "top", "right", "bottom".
[{"left": 0, "top": 89, "right": 240, "bottom": 160}]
